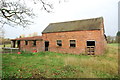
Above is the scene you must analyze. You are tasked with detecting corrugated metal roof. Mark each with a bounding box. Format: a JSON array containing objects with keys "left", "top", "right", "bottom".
[
  {"left": 42, "top": 17, "right": 103, "bottom": 33},
  {"left": 11, "top": 36, "right": 43, "bottom": 41}
]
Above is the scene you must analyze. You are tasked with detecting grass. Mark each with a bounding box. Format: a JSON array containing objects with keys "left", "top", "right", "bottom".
[
  {"left": 108, "top": 43, "right": 118, "bottom": 46},
  {"left": 2, "top": 43, "right": 118, "bottom": 78},
  {"left": 0, "top": 44, "right": 11, "bottom": 48}
]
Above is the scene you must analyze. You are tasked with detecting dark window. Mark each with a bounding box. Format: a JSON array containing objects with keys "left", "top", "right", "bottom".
[
  {"left": 70, "top": 40, "right": 76, "bottom": 47},
  {"left": 25, "top": 40, "right": 28, "bottom": 45},
  {"left": 33, "top": 40, "right": 36, "bottom": 46},
  {"left": 57, "top": 40, "right": 62, "bottom": 46},
  {"left": 87, "top": 41, "right": 95, "bottom": 46}
]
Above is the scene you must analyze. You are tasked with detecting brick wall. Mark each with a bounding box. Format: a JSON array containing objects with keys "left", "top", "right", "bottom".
[
  {"left": 42, "top": 30, "right": 106, "bottom": 55},
  {"left": 19, "top": 40, "right": 44, "bottom": 52}
]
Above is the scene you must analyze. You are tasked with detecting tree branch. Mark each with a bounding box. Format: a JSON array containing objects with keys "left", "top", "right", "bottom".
[{"left": 0, "top": 0, "right": 66, "bottom": 28}]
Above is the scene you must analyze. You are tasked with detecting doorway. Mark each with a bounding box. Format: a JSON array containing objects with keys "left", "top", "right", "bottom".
[
  {"left": 17, "top": 40, "right": 20, "bottom": 48},
  {"left": 86, "top": 40, "right": 95, "bottom": 55},
  {"left": 45, "top": 41, "right": 49, "bottom": 51}
]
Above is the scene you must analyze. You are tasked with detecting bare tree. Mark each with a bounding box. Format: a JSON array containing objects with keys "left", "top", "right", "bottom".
[
  {"left": 0, "top": 0, "right": 65, "bottom": 28},
  {"left": 20, "top": 34, "right": 25, "bottom": 38},
  {"left": 0, "top": 0, "right": 36, "bottom": 27},
  {"left": 107, "top": 36, "right": 116, "bottom": 43}
]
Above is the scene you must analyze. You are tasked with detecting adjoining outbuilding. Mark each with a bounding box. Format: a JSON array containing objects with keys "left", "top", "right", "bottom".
[
  {"left": 11, "top": 17, "right": 107, "bottom": 55},
  {"left": 11, "top": 36, "right": 43, "bottom": 52}
]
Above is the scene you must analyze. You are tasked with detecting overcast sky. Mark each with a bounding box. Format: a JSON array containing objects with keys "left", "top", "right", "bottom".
[{"left": 3, "top": 0, "right": 119, "bottom": 39}]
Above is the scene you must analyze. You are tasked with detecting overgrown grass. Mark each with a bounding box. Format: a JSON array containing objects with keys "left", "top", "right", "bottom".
[
  {"left": 2, "top": 43, "right": 118, "bottom": 78},
  {"left": 108, "top": 43, "right": 118, "bottom": 46}
]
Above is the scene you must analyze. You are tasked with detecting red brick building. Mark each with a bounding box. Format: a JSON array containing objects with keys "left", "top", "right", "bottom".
[
  {"left": 11, "top": 36, "right": 44, "bottom": 52},
  {"left": 11, "top": 17, "right": 107, "bottom": 55}
]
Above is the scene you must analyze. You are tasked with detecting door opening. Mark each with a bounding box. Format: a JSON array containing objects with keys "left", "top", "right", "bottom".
[
  {"left": 17, "top": 40, "right": 20, "bottom": 48},
  {"left": 45, "top": 41, "right": 49, "bottom": 51},
  {"left": 86, "top": 41, "right": 95, "bottom": 55}
]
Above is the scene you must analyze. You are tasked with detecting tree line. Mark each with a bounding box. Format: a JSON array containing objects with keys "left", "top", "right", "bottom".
[
  {"left": 0, "top": 32, "right": 39, "bottom": 45},
  {"left": 107, "top": 31, "right": 120, "bottom": 43}
]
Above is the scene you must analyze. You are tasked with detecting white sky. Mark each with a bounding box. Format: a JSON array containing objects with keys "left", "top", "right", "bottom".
[{"left": 3, "top": 0, "right": 119, "bottom": 39}]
